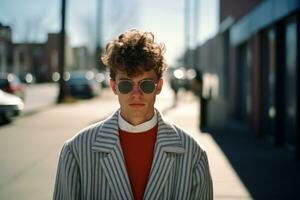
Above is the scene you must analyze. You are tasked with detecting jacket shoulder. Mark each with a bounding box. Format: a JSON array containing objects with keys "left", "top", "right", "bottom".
[
  {"left": 168, "top": 121, "right": 207, "bottom": 155},
  {"left": 71, "top": 120, "right": 104, "bottom": 141},
  {"left": 63, "top": 119, "right": 107, "bottom": 155}
]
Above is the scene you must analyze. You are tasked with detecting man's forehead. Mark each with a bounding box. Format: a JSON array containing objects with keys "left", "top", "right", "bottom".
[{"left": 115, "top": 70, "right": 157, "bottom": 80}]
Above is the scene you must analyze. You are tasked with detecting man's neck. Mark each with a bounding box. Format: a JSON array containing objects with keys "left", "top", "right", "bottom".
[
  {"left": 120, "top": 110, "right": 155, "bottom": 126},
  {"left": 118, "top": 110, "right": 157, "bottom": 133}
]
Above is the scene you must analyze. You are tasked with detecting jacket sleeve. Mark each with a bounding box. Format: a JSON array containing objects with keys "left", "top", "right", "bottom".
[
  {"left": 190, "top": 150, "right": 213, "bottom": 200},
  {"left": 53, "top": 143, "right": 81, "bottom": 200}
]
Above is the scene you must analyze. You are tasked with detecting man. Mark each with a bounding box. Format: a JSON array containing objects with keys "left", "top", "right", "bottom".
[{"left": 53, "top": 29, "right": 213, "bottom": 200}]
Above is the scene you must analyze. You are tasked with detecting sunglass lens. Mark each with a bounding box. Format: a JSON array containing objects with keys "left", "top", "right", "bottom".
[
  {"left": 140, "top": 80, "right": 155, "bottom": 94},
  {"left": 118, "top": 81, "right": 133, "bottom": 94}
]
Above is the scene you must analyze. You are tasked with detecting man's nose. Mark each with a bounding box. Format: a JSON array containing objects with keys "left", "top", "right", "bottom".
[{"left": 131, "top": 84, "right": 143, "bottom": 95}]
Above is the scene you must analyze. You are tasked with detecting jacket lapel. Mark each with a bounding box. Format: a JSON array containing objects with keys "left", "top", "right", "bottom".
[
  {"left": 144, "top": 111, "right": 185, "bottom": 200},
  {"left": 91, "top": 111, "right": 134, "bottom": 200}
]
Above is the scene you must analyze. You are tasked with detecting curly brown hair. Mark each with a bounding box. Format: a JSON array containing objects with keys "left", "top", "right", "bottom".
[{"left": 101, "top": 29, "right": 167, "bottom": 80}]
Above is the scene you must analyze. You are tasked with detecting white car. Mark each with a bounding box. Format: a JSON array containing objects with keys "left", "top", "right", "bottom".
[{"left": 0, "top": 89, "right": 24, "bottom": 123}]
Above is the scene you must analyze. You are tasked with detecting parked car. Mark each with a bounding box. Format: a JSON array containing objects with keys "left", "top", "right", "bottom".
[
  {"left": 95, "top": 71, "right": 110, "bottom": 88},
  {"left": 168, "top": 67, "right": 189, "bottom": 91},
  {"left": 0, "top": 73, "right": 26, "bottom": 99},
  {"left": 19, "top": 72, "right": 36, "bottom": 84},
  {"left": 65, "top": 71, "right": 102, "bottom": 99},
  {"left": 0, "top": 89, "right": 24, "bottom": 123}
]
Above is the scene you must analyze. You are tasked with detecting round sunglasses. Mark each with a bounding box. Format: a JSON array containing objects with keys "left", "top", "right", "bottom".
[{"left": 117, "top": 79, "right": 157, "bottom": 94}]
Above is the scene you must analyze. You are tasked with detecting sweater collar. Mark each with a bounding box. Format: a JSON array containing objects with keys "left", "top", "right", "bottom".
[{"left": 118, "top": 110, "right": 157, "bottom": 133}]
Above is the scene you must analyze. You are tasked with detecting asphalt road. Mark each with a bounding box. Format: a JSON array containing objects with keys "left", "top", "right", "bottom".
[
  {"left": 23, "top": 83, "right": 58, "bottom": 114},
  {"left": 0, "top": 88, "right": 120, "bottom": 199}
]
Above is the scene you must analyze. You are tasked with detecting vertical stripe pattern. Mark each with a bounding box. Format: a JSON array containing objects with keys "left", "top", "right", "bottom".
[{"left": 53, "top": 109, "right": 213, "bottom": 200}]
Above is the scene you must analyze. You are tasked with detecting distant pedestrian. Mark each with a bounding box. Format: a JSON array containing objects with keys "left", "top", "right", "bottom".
[
  {"left": 53, "top": 29, "right": 213, "bottom": 200},
  {"left": 190, "top": 68, "right": 208, "bottom": 130},
  {"left": 170, "top": 74, "right": 180, "bottom": 106}
]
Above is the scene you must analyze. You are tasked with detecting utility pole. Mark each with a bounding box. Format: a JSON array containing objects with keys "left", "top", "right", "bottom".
[
  {"left": 95, "top": 0, "right": 105, "bottom": 71},
  {"left": 184, "top": 0, "right": 200, "bottom": 68},
  {"left": 194, "top": 0, "right": 200, "bottom": 44},
  {"left": 184, "top": 0, "right": 190, "bottom": 68},
  {"left": 57, "top": 0, "right": 67, "bottom": 103},
  {"left": 193, "top": 0, "right": 200, "bottom": 68}
]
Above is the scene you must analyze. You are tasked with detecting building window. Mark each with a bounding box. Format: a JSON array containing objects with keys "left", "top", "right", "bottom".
[
  {"left": 236, "top": 42, "right": 251, "bottom": 123},
  {"left": 261, "top": 28, "right": 277, "bottom": 139},
  {"left": 284, "top": 17, "right": 297, "bottom": 149}
]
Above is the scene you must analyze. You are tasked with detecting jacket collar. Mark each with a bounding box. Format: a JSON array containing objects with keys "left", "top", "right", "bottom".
[
  {"left": 91, "top": 111, "right": 119, "bottom": 153},
  {"left": 91, "top": 109, "right": 185, "bottom": 200},
  {"left": 92, "top": 109, "right": 185, "bottom": 153},
  {"left": 118, "top": 110, "right": 158, "bottom": 133}
]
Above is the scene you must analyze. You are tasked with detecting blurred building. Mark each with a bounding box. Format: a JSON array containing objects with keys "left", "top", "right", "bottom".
[
  {"left": 0, "top": 22, "right": 13, "bottom": 73},
  {"left": 0, "top": 24, "right": 85, "bottom": 82},
  {"left": 1, "top": 21, "right": 96, "bottom": 83},
  {"left": 194, "top": 0, "right": 300, "bottom": 159},
  {"left": 13, "top": 43, "right": 47, "bottom": 82},
  {"left": 73, "top": 46, "right": 89, "bottom": 70},
  {"left": 46, "top": 33, "right": 74, "bottom": 80},
  {"left": 12, "top": 33, "right": 74, "bottom": 82}
]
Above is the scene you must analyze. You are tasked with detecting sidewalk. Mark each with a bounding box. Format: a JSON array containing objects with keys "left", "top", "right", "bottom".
[
  {"left": 208, "top": 123, "right": 300, "bottom": 199},
  {"left": 21, "top": 84, "right": 255, "bottom": 199},
  {"left": 21, "top": 83, "right": 299, "bottom": 199},
  {"left": 159, "top": 91, "right": 253, "bottom": 200},
  {"left": 163, "top": 90, "right": 300, "bottom": 200}
]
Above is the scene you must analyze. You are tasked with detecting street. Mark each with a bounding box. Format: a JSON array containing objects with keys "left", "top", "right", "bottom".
[
  {"left": 0, "top": 84, "right": 251, "bottom": 200},
  {"left": 0, "top": 86, "right": 120, "bottom": 199},
  {"left": 23, "top": 83, "right": 58, "bottom": 114}
]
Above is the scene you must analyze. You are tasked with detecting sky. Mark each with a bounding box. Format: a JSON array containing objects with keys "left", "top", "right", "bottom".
[{"left": 0, "top": 0, "right": 219, "bottom": 66}]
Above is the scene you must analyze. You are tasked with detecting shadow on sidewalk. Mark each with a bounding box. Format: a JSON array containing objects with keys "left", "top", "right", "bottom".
[{"left": 207, "top": 126, "right": 300, "bottom": 200}]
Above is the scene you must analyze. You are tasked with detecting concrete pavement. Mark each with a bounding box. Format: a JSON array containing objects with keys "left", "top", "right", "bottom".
[
  {"left": 158, "top": 91, "right": 253, "bottom": 199},
  {"left": 208, "top": 120, "right": 300, "bottom": 199},
  {"left": 168, "top": 90, "right": 300, "bottom": 200}
]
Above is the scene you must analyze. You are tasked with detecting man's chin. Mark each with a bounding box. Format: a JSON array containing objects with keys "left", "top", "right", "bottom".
[{"left": 129, "top": 104, "right": 145, "bottom": 109}]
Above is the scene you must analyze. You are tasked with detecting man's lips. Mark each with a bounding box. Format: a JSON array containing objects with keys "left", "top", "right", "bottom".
[{"left": 129, "top": 103, "right": 145, "bottom": 107}]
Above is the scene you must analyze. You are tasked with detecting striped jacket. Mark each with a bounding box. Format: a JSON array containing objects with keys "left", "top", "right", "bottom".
[{"left": 53, "top": 110, "right": 213, "bottom": 200}]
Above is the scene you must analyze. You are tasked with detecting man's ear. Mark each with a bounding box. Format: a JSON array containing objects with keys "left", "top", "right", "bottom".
[
  {"left": 156, "top": 79, "right": 163, "bottom": 95},
  {"left": 109, "top": 79, "right": 117, "bottom": 95}
]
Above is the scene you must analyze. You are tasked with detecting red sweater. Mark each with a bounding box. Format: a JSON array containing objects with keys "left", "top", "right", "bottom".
[{"left": 119, "top": 124, "right": 158, "bottom": 200}]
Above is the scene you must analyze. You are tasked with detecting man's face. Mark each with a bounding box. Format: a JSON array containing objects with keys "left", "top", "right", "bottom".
[{"left": 110, "top": 70, "right": 163, "bottom": 125}]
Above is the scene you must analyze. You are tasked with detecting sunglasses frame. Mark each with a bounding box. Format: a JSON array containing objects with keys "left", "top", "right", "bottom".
[{"left": 116, "top": 79, "right": 158, "bottom": 94}]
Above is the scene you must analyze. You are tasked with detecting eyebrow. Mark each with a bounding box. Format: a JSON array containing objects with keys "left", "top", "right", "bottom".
[
  {"left": 118, "top": 77, "right": 155, "bottom": 81},
  {"left": 118, "top": 78, "right": 131, "bottom": 81}
]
